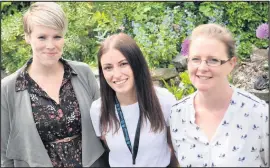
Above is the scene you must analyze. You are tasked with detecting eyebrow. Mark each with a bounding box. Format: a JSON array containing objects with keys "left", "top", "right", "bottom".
[
  {"left": 118, "top": 59, "right": 128, "bottom": 63},
  {"left": 36, "top": 32, "right": 63, "bottom": 36},
  {"left": 102, "top": 59, "right": 127, "bottom": 66},
  {"left": 191, "top": 55, "right": 218, "bottom": 58}
]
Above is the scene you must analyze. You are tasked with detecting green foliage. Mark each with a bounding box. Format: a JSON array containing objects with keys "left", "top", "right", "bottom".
[
  {"left": 162, "top": 71, "right": 196, "bottom": 100},
  {"left": 1, "top": 2, "right": 268, "bottom": 73},
  {"left": 1, "top": 10, "right": 30, "bottom": 72},
  {"left": 59, "top": 2, "right": 98, "bottom": 65},
  {"left": 131, "top": 4, "right": 181, "bottom": 68},
  {"left": 228, "top": 74, "right": 233, "bottom": 84},
  {"left": 1, "top": 2, "right": 30, "bottom": 19},
  {"left": 223, "top": 2, "right": 268, "bottom": 59}
]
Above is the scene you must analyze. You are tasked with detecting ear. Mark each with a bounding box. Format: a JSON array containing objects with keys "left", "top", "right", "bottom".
[
  {"left": 229, "top": 56, "right": 237, "bottom": 68},
  {"left": 25, "top": 34, "right": 30, "bottom": 44}
]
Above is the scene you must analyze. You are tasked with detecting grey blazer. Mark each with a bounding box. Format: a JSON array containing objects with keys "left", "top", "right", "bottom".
[{"left": 1, "top": 60, "right": 105, "bottom": 167}]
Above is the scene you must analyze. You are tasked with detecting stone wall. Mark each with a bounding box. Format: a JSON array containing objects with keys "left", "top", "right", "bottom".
[
  {"left": 150, "top": 47, "right": 269, "bottom": 102},
  {"left": 231, "top": 47, "right": 269, "bottom": 102}
]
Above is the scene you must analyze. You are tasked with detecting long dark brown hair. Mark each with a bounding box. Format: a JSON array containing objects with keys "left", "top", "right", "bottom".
[{"left": 97, "top": 33, "right": 166, "bottom": 135}]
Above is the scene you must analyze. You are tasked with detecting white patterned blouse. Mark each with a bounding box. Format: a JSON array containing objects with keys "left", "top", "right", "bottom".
[{"left": 169, "top": 86, "right": 269, "bottom": 167}]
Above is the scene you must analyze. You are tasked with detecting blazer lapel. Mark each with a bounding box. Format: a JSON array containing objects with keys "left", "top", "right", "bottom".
[
  {"left": 6, "top": 90, "right": 52, "bottom": 167},
  {"left": 71, "top": 72, "right": 104, "bottom": 167}
]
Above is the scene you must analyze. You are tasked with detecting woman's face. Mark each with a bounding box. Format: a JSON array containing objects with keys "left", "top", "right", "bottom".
[
  {"left": 188, "top": 36, "right": 236, "bottom": 92},
  {"left": 26, "top": 25, "right": 64, "bottom": 67},
  {"left": 100, "top": 49, "right": 135, "bottom": 96}
]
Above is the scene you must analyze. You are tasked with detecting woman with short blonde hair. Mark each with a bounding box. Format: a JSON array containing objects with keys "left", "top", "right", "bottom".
[
  {"left": 23, "top": 2, "right": 68, "bottom": 35},
  {"left": 1, "top": 2, "right": 107, "bottom": 167}
]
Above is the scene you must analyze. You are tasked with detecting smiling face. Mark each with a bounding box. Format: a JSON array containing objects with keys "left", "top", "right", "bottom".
[
  {"left": 101, "top": 49, "right": 135, "bottom": 96},
  {"left": 25, "top": 25, "right": 64, "bottom": 67},
  {"left": 188, "top": 36, "right": 236, "bottom": 92}
]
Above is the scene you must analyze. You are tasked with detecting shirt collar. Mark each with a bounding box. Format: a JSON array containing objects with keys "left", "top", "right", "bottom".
[{"left": 15, "top": 57, "right": 77, "bottom": 92}]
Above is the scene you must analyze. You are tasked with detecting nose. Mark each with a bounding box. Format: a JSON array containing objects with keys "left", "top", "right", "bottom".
[
  {"left": 112, "top": 67, "right": 122, "bottom": 78},
  {"left": 197, "top": 60, "right": 209, "bottom": 71},
  {"left": 46, "top": 39, "right": 55, "bottom": 49}
]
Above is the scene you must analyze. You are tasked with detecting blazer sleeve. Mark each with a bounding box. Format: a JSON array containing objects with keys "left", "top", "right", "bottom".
[
  {"left": 87, "top": 67, "right": 100, "bottom": 101},
  {"left": 1, "top": 84, "right": 14, "bottom": 167}
]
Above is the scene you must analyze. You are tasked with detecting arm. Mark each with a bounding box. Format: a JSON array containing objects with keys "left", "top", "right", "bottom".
[
  {"left": 89, "top": 100, "right": 110, "bottom": 154},
  {"left": 167, "top": 127, "right": 180, "bottom": 167},
  {"left": 1, "top": 85, "right": 14, "bottom": 167},
  {"left": 159, "top": 87, "right": 179, "bottom": 167}
]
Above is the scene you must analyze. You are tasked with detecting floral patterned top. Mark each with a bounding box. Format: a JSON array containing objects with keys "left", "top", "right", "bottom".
[
  {"left": 15, "top": 58, "right": 82, "bottom": 167},
  {"left": 170, "top": 86, "right": 269, "bottom": 167}
]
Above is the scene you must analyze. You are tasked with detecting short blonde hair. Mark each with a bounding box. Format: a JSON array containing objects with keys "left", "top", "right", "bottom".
[
  {"left": 190, "top": 23, "right": 236, "bottom": 58},
  {"left": 23, "top": 2, "right": 68, "bottom": 35}
]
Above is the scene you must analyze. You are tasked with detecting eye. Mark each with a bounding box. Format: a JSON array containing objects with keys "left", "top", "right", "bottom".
[
  {"left": 120, "top": 62, "right": 129, "bottom": 67},
  {"left": 54, "top": 36, "right": 62, "bottom": 39},
  {"left": 191, "top": 57, "right": 201, "bottom": 62},
  {"left": 38, "top": 36, "right": 46, "bottom": 40},
  {"left": 210, "top": 58, "right": 219, "bottom": 62},
  {"left": 103, "top": 66, "right": 112, "bottom": 71},
  {"left": 208, "top": 58, "right": 220, "bottom": 64}
]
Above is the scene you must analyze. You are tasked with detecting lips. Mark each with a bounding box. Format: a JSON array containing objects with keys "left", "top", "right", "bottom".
[
  {"left": 113, "top": 79, "right": 128, "bottom": 85},
  {"left": 196, "top": 75, "right": 212, "bottom": 80}
]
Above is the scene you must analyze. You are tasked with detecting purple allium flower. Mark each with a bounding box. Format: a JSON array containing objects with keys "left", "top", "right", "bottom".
[
  {"left": 256, "top": 23, "right": 269, "bottom": 39},
  {"left": 181, "top": 38, "right": 190, "bottom": 56}
]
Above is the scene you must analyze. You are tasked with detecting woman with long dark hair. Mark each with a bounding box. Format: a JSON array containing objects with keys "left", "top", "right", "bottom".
[{"left": 90, "top": 33, "right": 178, "bottom": 167}]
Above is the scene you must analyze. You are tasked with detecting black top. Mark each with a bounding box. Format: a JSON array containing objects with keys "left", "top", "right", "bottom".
[{"left": 15, "top": 58, "right": 83, "bottom": 167}]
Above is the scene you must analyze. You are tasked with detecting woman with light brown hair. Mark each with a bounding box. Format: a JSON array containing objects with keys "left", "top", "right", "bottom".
[
  {"left": 1, "top": 2, "right": 107, "bottom": 167},
  {"left": 170, "top": 23, "right": 268, "bottom": 167}
]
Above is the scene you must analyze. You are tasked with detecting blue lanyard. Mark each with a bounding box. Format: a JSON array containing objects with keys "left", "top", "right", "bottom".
[{"left": 115, "top": 96, "right": 141, "bottom": 165}]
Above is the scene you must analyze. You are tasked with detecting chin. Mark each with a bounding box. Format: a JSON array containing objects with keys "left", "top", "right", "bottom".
[
  {"left": 197, "top": 88, "right": 210, "bottom": 93},
  {"left": 194, "top": 84, "right": 212, "bottom": 92},
  {"left": 114, "top": 87, "right": 132, "bottom": 95},
  {"left": 115, "top": 89, "right": 129, "bottom": 95},
  {"left": 41, "top": 61, "right": 59, "bottom": 68}
]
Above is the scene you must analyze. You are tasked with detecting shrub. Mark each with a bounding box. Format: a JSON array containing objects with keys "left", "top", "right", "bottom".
[
  {"left": 1, "top": 2, "right": 268, "bottom": 73},
  {"left": 162, "top": 71, "right": 196, "bottom": 100}
]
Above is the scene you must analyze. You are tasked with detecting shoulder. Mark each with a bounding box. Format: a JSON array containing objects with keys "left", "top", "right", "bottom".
[
  {"left": 65, "top": 60, "right": 97, "bottom": 84},
  {"left": 154, "top": 86, "right": 177, "bottom": 121},
  {"left": 233, "top": 87, "right": 266, "bottom": 105},
  {"left": 169, "top": 92, "right": 195, "bottom": 119},
  {"left": 154, "top": 86, "right": 176, "bottom": 104},
  {"left": 92, "top": 98, "right": 102, "bottom": 108},
  {"left": 233, "top": 87, "right": 268, "bottom": 112},
  {"left": 65, "top": 59, "right": 95, "bottom": 78},
  {"left": 66, "top": 60, "right": 92, "bottom": 71},
  {"left": 231, "top": 87, "right": 268, "bottom": 123},
  {"left": 233, "top": 88, "right": 268, "bottom": 133},
  {"left": 172, "top": 92, "right": 195, "bottom": 109},
  {"left": 90, "top": 98, "right": 102, "bottom": 115},
  {"left": 1, "top": 71, "right": 20, "bottom": 89}
]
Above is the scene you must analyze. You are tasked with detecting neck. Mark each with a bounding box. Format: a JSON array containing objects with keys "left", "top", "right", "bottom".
[
  {"left": 28, "top": 57, "right": 63, "bottom": 77},
  {"left": 116, "top": 89, "right": 137, "bottom": 106},
  {"left": 195, "top": 81, "right": 233, "bottom": 112}
]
